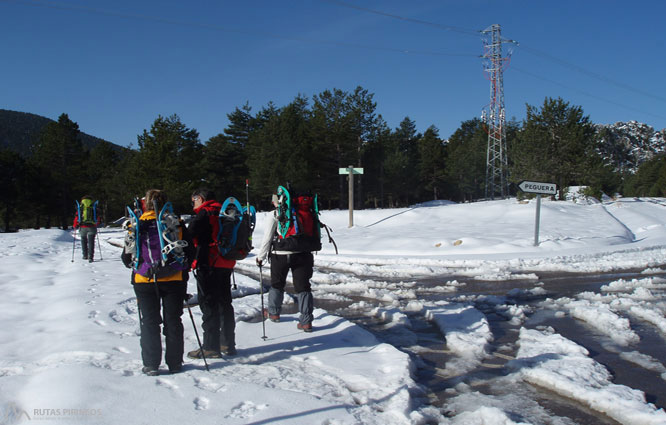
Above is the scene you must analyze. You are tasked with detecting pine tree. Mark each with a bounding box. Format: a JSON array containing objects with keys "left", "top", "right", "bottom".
[
  {"left": 311, "top": 89, "right": 355, "bottom": 207},
  {"left": 224, "top": 103, "right": 254, "bottom": 147},
  {"left": 347, "top": 87, "right": 378, "bottom": 209},
  {"left": 199, "top": 103, "right": 260, "bottom": 200},
  {"left": 247, "top": 96, "right": 314, "bottom": 202},
  {"left": 361, "top": 117, "right": 391, "bottom": 208},
  {"left": 86, "top": 141, "right": 124, "bottom": 222},
  {"left": 624, "top": 154, "right": 666, "bottom": 197},
  {"left": 30, "top": 113, "right": 86, "bottom": 228},
  {"left": 383, "top": 117, "right": 420, "bottom": 206},
  {"left": 0, "top": 149, "right": 27, "bottom": 231},
  {"left": 512, "top": 97, "right": 597, "bottom": 199},
  {"left": 444, "top": 119, "right": 487, "bottom": 202},
  {"left": 202, "top": 134, "right": 248, "bottom": 199},
  {"left": 134, "top": 114, "right": 203, "bottom": 212},
  {"left": 418, "top": 126, "right": 446, "bottom": 201}
]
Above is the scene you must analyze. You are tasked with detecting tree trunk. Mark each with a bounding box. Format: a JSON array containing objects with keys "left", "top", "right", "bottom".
[{"left": 3, "top": 204, "right": 11, "bottom": 232}]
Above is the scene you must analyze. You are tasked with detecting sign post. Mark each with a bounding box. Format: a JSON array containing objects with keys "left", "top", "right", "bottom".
[
  {"left": 518, "top": 181, "right": 557, "bottom": 246},
  {"left": 339, "top": 166, "right": 364, "bottom": 228}
]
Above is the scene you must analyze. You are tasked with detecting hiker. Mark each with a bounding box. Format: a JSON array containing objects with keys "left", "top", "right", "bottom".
[
  {"left": 187, "top": 189, "right": 237, "bottom": 360},
  {"left": 121, "top": 189, "right": 194, "bottom": 376},
  {"left": 255, "top": 185, "right": 317, "bottom": 332},
  {"left": 73, "top": 195, "right": 100, "bottom": 262}
]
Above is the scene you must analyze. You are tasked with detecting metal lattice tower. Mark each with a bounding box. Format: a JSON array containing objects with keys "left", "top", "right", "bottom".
[{"left": 481, "top": 24, "right": 516, "bottom": 199}]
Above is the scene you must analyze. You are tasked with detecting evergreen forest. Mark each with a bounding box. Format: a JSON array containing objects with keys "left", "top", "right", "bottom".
[{"left": 1, "top": 87, "right": 663, "bottom": 231}]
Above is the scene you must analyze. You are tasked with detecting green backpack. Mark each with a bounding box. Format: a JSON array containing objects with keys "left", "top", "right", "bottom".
[{"left": 77, "top": 198, "right": 98, "bottom": 226}]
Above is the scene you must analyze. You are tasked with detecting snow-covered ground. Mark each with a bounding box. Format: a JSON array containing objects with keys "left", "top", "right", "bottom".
[{"left": 1, "top": 192, "right": 666, "bottom": 424}]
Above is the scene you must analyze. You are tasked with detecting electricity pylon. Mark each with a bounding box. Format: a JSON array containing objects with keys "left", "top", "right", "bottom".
[{"left": 481, "top": 24, "right": 517, "bottom": 199}]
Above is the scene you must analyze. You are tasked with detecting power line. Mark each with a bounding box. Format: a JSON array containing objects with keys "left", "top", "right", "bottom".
[
  {"left": 320, "top": 0, "right": 481, "bottom": 37},
  {"left": 2, "top": 0, "right": 476, "bottom": 58},
  {"left": 321, "top": 0, "right": 666, "bottom": 107},
  {"left": 5, "top": 0, "right": 663, "bottom": 121},
  {"left": 518, "top": 45, "right": 666, "bottom": 104},
  {"left": 511, "top": 66, "right": 666, "bottom": 120}
]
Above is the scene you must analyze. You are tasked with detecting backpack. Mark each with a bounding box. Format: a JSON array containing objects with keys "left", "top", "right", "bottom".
[
  {"left": 273, "top": 185, "right": 323, "bottom": 253},
  {"left": 217, "top": 197, "right": 256, "bottom": 260},
  {"left": 76, "top": 199, "right": 98, "bottom": 226},
  {"left": 123, "top": 202, "right": 189, "bottom": 278}
]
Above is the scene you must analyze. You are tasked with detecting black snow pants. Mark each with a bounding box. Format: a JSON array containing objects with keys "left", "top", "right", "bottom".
[
  {"left": 134, "top": 281, "right": 187, "bottom": 370},
  {"left": 197, "top": 267, "right": 236, "bottom": 351}
]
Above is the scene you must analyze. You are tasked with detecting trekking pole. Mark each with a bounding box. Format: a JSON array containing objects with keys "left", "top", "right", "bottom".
[
  {"left": 71, "top": 229, "right": 77, "bottom": 262},
  {"left": 185, "top": 295, "right": 210, "bottom": 372},
  {"left": 231, "top": 269, "right": 237, "bottom": 290},
  {"left": 258, "top": 264, "right": 267, "bottom": 340},
  {"left": 245, "top": 179, "right": 250, "bottom": 212},
  {"left": 96, "top": 231, "right": 103, "bottom": 260}
]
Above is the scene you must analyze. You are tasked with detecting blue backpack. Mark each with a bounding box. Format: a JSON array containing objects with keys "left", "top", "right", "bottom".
[{"left": 217, "top": 197, "right": 256, "bottom": 260}]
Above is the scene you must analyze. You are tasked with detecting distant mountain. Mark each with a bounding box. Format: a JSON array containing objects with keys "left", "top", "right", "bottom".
[
  {"left": 0, "top": 109, "right": 126, "bottom": 157},
  {"left": 595, "top": 121, "right": 666, "bottom": 174}
]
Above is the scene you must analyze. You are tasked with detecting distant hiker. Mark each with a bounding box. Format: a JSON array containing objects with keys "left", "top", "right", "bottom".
[
  {"left": 121, "top": 189, "right": 194, "bottom": 376},
  {"left": 187, "top": 189, "right": 238, "bottom": 360},
  {"left": 255, "top": 185, "right": 319, "bottom": 332},
  {"left": 73, "top": 195, "right": 100, "bottom": 262}
]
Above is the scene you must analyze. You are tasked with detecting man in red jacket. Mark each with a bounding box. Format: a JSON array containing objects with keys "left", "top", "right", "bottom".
[{"left": 187, "top": 189, "right": 237, "bottom": 359}]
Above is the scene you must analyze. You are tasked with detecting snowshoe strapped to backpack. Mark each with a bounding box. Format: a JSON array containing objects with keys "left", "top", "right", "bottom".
[
  {"left": 123, "top": 202, "right": 189, "bottom": 278},
  {"left": 217, "top": 197, "right": 256, "bottom": 260},
  {"left": 123, "top": 206, "right": 140, "bottom": 269},
  {"left": 273, "top": 185, "right": 323, "bottom": 253}
]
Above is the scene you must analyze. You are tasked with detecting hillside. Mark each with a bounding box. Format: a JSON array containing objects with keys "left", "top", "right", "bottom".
[
  {"left": 0, "top": 109, "right": 124, "bottom": 157},
  {"left": 596, "top": 121, "right": 666, "bottom": 174}
]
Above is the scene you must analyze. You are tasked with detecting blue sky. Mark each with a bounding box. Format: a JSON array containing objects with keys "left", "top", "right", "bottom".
[{"left": 2, "top": 0, "right": 665, "bottom": 147}]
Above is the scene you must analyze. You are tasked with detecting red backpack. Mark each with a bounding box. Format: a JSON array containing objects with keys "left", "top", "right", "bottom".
[{"left": 273, "top": 186, "right": 322, "bottom": 253}]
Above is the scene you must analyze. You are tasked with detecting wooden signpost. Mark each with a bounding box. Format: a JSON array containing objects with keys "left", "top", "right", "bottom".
[{"left": 339, "top": 166, "right": 364, "bottom": 227}]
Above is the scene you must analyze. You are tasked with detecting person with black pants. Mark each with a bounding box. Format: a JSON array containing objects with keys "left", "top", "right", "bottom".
[
  {"left": 255, "top": 191, "right": 315, "bottom": 332},
  {"left": 121, "top": 189, "right": 193, "bottom": 376},
  {"left": 132, "top": 281, "right": 187, "bottom": 373},
  {"left": 187, "top": 189, "right": 237, "bottom": 359}
]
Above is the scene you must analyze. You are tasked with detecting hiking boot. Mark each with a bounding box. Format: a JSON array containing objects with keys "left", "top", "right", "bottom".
[
  {"left": 187, "top": 348, "right": 222, "bottom": 359},
  {"left": 221, "top": 345, "right": 237, "bottom": 356},
  {"left": 297, "top": 322, "right": 313, "bottom": 333},
  {"left": 168, "top": 365, "right": 183, "bottom": 374},
  {"left": 88, "top": 258, "right": 93, "bottom": 263},
  {"left": 263, "top": 309, "right": 280, "bottom": 323},
  {"left": 142, "top": 366, "right": 159, "bottom": 376}
]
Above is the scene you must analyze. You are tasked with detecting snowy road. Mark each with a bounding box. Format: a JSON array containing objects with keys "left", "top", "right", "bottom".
[
  {"left": 301, "top": 264, "right": 666, "bottom": 425},
  {"left": 3, "top": 196, "right": 666, "bottom": 424}
]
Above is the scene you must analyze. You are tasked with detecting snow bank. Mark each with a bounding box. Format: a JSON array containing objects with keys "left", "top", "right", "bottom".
[
  {"left": 509, "top": 327, "right": 666, "bottom": 425},
  {"left": 424, "top": 302, "right": 493, "bottom": 374}
]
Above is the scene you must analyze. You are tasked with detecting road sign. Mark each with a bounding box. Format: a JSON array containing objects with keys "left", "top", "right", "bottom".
[
  {"left": 517, "top": 180, "right": 556, "bottom": 246},
  {"left": 518, "top": 181, "right": 556, "bottom": 195},
  {"left": 339, "top": 166, "right": 364, "bottom": 227},
  {"left": 339, "top": 167, "right": 364, "bottom": 175}
]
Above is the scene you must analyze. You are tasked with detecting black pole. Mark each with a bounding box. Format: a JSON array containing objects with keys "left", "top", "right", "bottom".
[
  {"left": 245, "top": 179, "right": 250, "bottom": 212},
  {"left": 185, "top": 295, "right": 209, "bottom": 372},
  {"left": 71, "top": 229, "right": 77, "bottom": 262},
  {"left": 258, "top": 264, "right": 267, "bottom": 340},
  {"left": 96, "top": 230, "right": 103, "bottom": 260}
]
